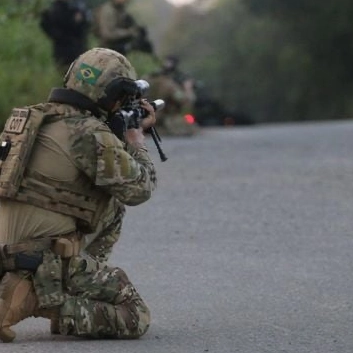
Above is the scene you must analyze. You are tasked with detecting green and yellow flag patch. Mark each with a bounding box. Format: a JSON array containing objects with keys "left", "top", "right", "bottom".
[{"left": 76, "top": 63, "right": 102, "bottom": 85}]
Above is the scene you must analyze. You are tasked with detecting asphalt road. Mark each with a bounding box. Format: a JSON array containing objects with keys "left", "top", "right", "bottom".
[{"left": 3, "top": 121, "right": 353, "bottom": 353}]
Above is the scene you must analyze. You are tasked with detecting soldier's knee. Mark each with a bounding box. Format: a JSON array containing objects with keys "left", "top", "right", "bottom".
[{"left": 59, "top": 297, "right": 151, "bottom": 339}]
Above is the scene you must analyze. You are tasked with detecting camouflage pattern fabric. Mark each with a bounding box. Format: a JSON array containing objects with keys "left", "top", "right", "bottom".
[
  {"left": 60, "top": 254, "right": 150, "bottom": 338},
  {"left": 59, "top": 295, "right": 150, "bottom": 338},
  {"left": 64, "top": 113, "right": 157, "bottom": 206},
  {"left": 94, "top": 1, "right": 140, "bottom": 54},
  {"left": 32, "top": 250, "right": 69, "bottom": 308},
  {"left": 66, "top": 255, "right": 132, "bottom": 303},
  {"left": 145, "top": 74, "right": 199, "bottom": 136},
  {"left": 65, "top": 47, "right": 137, "bottom": 104},
  {"left": 0, "top": 47, "right": 156, "bottom": 340},
  {"left": 7, "top": 253, "right": 150, "bottom": 339},
  {"left": 4, "top": 102, "right": 157, "bottom": 233},
  {"left": 146, "top": 74, "right": 190, "bottom": 114},
  {"left": 83, "top": 198, "right": 125, "bottom": 262}
]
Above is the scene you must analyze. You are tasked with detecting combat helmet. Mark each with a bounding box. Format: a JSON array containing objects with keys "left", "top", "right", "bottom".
[{"left": 64, "top": 47, "right": 138, "bottom": 111}]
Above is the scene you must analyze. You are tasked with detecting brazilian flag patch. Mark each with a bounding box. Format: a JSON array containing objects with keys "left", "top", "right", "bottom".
[{"left": 76, "top": 63, "right": 102, "bottom": 85}]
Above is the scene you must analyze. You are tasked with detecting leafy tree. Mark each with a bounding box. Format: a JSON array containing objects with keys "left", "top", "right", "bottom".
[
  {"left": 0, "top": 0, "right": 60, "bottom": 124},
  {"left": 160, "top": 0, "right": 353, "bottom": 122},
  {"left": 0, "top": 0, "right": 162, "bottom": 125},
  {"left": 243, "top": 0, "right": 353, "bottom": 120}
]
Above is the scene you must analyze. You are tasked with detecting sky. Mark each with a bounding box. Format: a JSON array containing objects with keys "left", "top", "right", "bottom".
[{"left": 166, "top": 0, "right": 196, "bottom": 6}]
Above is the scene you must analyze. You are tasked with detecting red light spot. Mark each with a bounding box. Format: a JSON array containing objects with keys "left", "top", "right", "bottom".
[
  {"left": 224, "top": 117, "right": 235, "bottom": 125},
  {"left": 184, "top": 114, "right": 195, "bottom": 124}
]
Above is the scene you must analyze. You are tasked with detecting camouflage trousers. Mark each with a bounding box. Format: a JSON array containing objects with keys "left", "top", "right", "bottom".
[
  {"left": 54, "top": 200, "right": 151, "bottom": 338},
  {"left": 0, "top": 199, "right": 150, "bottom": 339},
  {"left": 33, "top": 198, "right": 149, "bottom": 339},
  {"left": 33, "top": 252, "right": 150, "bottom": 339},
  {"left": 62, "top": 255, "right": 150, "bottom": 338},
  {"left": 27, "top": 199, "right": 148, "bottom": 339}
]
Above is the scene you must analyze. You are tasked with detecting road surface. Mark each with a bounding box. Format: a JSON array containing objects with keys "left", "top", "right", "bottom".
[{"left": 3, "top": 121, "right": 353, "bottom": 353}]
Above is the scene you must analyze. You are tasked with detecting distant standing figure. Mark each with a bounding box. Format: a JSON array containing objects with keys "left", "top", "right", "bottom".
[
  {"left": 159, "top": 55, "right": 197, "bottom": 103},
  {"left": 40, "top": 0, "right": 91, "bottom": 73},
  {"left": 93, "top": 0, "right": 152, "bottom": 55},
  {"left": 144, "top": 55, "right": 199, "bottom": 136}
]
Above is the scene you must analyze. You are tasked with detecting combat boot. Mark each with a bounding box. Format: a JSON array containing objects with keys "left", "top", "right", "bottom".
[
  {"left": 0, "top": 272, "right": 38, "bottom": 342},
  {"left": 0, "top": 272, "right": 60, "bottom": 342}
]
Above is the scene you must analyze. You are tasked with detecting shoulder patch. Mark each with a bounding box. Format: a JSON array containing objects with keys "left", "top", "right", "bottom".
[
  {"left": 93, "top": 131, "right": 140, "bottom": 186},
  {"left": 4, "top": 108, "right": 31, "bottom": 134},
  {"left": 76, "top": 63, "right": 102, "bottom": 85},
  {"left": 94, "top": 131, "right": 119, "bottom": 180}
]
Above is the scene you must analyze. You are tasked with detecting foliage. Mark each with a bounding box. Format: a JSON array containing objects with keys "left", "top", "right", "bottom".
[
  {"left": 3, "top": 0, "right": 353, "bottom": 123},
  {"left": 0, "top": 0, "right": 47, "bottom": 19},
  {"left": 0, "top": 0, "right": 160, "bottom": 127},
  {"left": 0, "top": 7, "right": 61, "bottom": 126},
  {"left": 126, "top": 51, "right": 160, "bottom": 77},
  {"left": 161, "top": 0, "right": 353, "bottom": 122},
  {"left": 242, "top": 0, "right": 353, "bottom": 120}
]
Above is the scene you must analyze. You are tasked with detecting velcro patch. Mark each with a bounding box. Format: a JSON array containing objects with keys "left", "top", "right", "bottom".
[
  {"left": 76, "top": 63, "right": 102, "bottom": 85},
  {"left": 4, "top": 108, "right": 30, "bottom": 134}
]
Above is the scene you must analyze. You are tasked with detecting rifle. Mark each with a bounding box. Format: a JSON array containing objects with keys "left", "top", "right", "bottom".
[{"left": 108, "top": 80, "right": 168, "bottom": 162}]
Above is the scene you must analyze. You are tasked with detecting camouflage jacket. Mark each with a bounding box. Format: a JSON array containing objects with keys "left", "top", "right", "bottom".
[
  {"left": 95, "top": 1, "right": 138, "bottom": 49},
  {"left": 0, "top": 102, "right": 157, "bottom": 233}
]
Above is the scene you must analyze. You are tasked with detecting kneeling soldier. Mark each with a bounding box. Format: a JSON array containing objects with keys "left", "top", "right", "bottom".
[{"left": 0, "top": 47, "right": 157, "bottom": 342}]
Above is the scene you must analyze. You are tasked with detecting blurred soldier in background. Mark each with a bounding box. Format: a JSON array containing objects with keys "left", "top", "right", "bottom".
[
  {"left": 40, "top": 0, "right": 91, "bottom": 74},
  {"left": 93, "top": 0, "right": 154, "bottom": 56},
  {"left": 0, "top": 48, "right": 157, "bottom": 342},
  {"left": 145, "top": 55, "right": 199, "bottom": 136},
  {"left": 158, "top": 55, "right": 195, "bottom": 91}
]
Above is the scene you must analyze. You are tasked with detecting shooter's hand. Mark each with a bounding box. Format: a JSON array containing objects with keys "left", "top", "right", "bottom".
[
  {"left": 139, "top": 99, "right": 156, "bottom": 130},
  {"left": 125, "top": 100, "right": 155, "bottom": 148}
]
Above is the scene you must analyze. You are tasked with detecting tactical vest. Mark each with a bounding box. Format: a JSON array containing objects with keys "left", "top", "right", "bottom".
[{"left": 0, "top": 105, "right": 110, "bottom": 233}]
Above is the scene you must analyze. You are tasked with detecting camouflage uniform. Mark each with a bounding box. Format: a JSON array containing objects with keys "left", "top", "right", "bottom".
[
  {"left": 94, "top": 0, "right": 141, "bottom": 55},
  {"left": 145, "top": 73, "right": 199, "bottom": 136},
  {"left": 83, "top": 197, "right": 125, "bottom": 262},
  {"left": 0, "top": 48, "right": 156, "bottom": 341}
]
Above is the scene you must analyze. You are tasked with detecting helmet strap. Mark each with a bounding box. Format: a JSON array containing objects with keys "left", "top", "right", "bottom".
[{"left": 48, "top": 88, "right": 102, "bottom": 117}]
